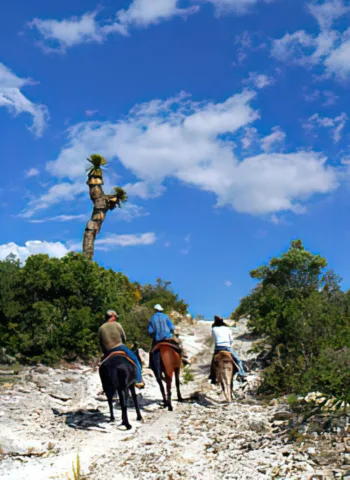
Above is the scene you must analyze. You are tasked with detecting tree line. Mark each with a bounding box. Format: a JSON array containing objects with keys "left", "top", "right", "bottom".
[
  {"left": 232, "top": 240, "right": 350, "bottom": 400},
  {"left": 0, "top": 253, "right": 187, "bottom": 364}
]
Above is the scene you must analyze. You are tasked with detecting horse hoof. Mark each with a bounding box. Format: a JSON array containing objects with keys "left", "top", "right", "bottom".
[
  {"left": 168, "top": 406, "right": 173, "bottom": 411},
  {"left": 137, "top": 416, "right": 143, "bottom": 422},
  {"left": 109, "top": 418, "right": 116, "bottom": 423},
  {"left": 118, "top": 424, "right": 132, "bottom": 431},
  {"left": 178, "top": 397, "right": 184, "bottom": 403}
]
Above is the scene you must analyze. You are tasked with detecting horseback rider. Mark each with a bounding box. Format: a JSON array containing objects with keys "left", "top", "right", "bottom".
[
  {"left": 148, "top": 304, "right": 190, "bottom": 366},
  {"left": 209, "top": 316, "right": 247, "bottom": 384},
  {"left": 98, "top": 310, "right": 145, "bottom": 389}
]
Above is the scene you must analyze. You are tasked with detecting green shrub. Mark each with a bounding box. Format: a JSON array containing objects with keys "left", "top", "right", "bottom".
[
  {"left": 0, "top": 254, "right": 187, "bottom": 364},
  {"left": 232, "top": 240, "right": 350, "bottom": 399}
]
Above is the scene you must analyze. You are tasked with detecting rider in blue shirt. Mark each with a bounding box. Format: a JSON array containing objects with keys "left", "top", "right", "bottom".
[
  {"left": 147, "top": 304, "right": 190, "bottom": 367},
  {"left": 148, "top": 304, "right": 174, "bottom": 345}
]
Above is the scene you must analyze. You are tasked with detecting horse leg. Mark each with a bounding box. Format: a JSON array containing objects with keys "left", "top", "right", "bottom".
[
  {"left": 124, "top": 386, "right": 130, "bottom": 406},
  {"left": 175, "top": 368, "right": 184, "bottom": 403},
  {"left": 166, "top": 375, "right": 173, "bottom": 411},
  {"left": 118, "top": 388, "right": 131, "bottom": 430},
  {"left": 223, "top": 364, "right": 233, "bottom": 403},
  {"left": 107, "top": 392, "right": 115, "bottom": 422},
  {"left": 130, "top": 384, "right": 143, "bottom": 421},
  {"left": 156, "top": 374, "right": 167, "bottom": 407}
]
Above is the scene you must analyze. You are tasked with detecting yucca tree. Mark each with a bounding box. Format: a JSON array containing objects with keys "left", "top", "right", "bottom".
[{"left": 82, "top": 154, "right": 128, "bottom": 260}]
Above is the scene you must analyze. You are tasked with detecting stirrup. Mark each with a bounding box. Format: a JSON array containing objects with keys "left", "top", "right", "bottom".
[{"left": 135, "top": 382, "right": 145, "bottom": 390}]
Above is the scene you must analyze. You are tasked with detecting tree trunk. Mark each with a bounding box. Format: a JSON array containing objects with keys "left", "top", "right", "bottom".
[
  {"left": 82, "top": 183, "right": 108, "bottom": 260},
  {"left": 82, "top": 179, "right": 119, "bottom": 260}
]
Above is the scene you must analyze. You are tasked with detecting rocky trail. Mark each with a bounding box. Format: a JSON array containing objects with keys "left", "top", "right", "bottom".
[{"left": 0, "top": 320, "right": 348, "bottom": 479}]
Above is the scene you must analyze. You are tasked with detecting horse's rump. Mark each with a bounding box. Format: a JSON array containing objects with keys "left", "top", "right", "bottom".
[
  {"left": 214, "top": 351, "right": 239, "bottom": 371},
  {"left": 152, "top": 341, "right": 181, "bottom": 355},
  {"left": 151, "top": 344, "right": 181, "bottom": 379},
  {"left": 100, "top": 350, "right": 137, "bottom": 369},
  {"left": 99, "top": 354, "right": 137, "bottom": 391}
]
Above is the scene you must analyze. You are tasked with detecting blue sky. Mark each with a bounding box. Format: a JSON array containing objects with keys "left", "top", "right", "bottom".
[{"left": 1, "top": 0, "right": 350, "bottom": 318}]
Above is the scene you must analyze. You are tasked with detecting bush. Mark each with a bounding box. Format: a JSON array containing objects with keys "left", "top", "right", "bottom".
[
  {"left": 232, "top": 240, "right": 350, "bottom": 399},
  {"left": 0, "top": 254, "right": 187, "bottom": 364},
  {"left": 138, "top": 278, "right": 188, "bottom": 315}
]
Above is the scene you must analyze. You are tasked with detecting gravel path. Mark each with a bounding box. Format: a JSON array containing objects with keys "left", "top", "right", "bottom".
[{"left": 0, "top": 320, "right": 339, "bottom": 479}]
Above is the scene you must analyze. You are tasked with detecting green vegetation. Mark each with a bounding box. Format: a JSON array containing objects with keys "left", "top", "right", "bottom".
[
  {"left": 69, "top": 454, "right": 85, "bottom": 480},
  {"left": 0, "top": 253, "right": 187, "bottom": 364},
  {"left": 232, "top": 240, "right": 350, "bottom": 400},
  {"left": 182, "top": 366, "right": 194, "bottom": 384}
]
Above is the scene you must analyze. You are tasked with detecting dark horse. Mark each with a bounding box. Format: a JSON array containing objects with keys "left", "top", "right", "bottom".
[
  {"left": 151, "top": 343, "right": 184, "bottom": 411},
  {"left": 99, "top": 353, "right": 142, "bottom": 430}
]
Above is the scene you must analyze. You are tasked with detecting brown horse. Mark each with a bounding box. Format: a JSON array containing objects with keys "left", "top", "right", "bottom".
[
  {"left": 152, "top": 343, "right": 184, "bottom": 411},
  {"left": 214, "top": 351, "right": 238, "bottom": 403}
]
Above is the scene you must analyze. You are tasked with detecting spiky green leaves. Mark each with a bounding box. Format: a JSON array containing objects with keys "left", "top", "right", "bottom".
[
  {"left": 87, "top": 154, "right": 108, "bottom": 178},
  {"left": 106, "top": 187, "right": 128, "bottom": 211},
  {"left": 112, "top": 187, "right": 128, "bottom": 205}
]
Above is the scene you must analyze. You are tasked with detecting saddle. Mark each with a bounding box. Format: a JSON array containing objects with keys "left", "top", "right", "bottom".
[
  {"left": 100, "top": 350, "right": 137, "bottom": 369},
  {"left": 152, "top": 340, "right": 182, "bottom": 355}
]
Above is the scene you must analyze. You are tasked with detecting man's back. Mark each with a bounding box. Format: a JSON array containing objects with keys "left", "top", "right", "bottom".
[
  {"left": 148, "top": 312, "right": 174, "bottom": 342},
  {"left": 99, "top": 321, "right": 126, "bottom": 353}
]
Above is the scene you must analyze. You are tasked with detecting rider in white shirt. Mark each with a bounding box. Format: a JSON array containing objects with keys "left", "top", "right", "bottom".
[{"left": 209, "top": 316, "right": 246, "bottom": 384}]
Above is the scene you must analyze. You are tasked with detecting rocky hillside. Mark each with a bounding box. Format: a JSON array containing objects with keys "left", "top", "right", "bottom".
[{"left": 0, "top": 319, "right": 348, "bottom": 479}]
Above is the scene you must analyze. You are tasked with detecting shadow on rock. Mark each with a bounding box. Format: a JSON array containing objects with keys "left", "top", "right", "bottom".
[{"left": 52, "top": 408, "right": 110, "bottom": 430}]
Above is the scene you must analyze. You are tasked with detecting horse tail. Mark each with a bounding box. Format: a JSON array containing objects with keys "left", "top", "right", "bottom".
[{"left": 215, "top": 353, "right": 237, "bottom": 403}]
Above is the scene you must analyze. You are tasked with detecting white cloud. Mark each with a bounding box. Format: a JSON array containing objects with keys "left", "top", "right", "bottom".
[
  {"left": 271, "top": 30, "right": 318, "bottom": 64},
  {"left": 85, "top": 109, "right": 98, "bottom": 117},
  {"left": 0, "top": 241, "right": 69, "bottom": 263},
  {"left": 21, "top": 182, "right": 86, "bottom": 218},
  {"left": 116, "top": 203, "right": 150, "bottom": 221},
  {"left": 44, "top": 90, "right": 338, "bottom": 216},
  {"left": 244, "top": 72, "right": 274, "bottom": 89},
  {"left": 0, "top": 63, "right": 48, "bottom": 136},
  {"left": 325, "top": 37, "right": 350, "bottom": 79},
  {"left": 201, "top": 0, "right": 277, "bottom": 15},
  {"left": 123, "top": 181, "right": 165, "bottom": 199},
  {"left": 26, "top": 168, "right": 40, "bottom": 178},
  {"left": 28, "top": 11, "right": 115, "bottom": 54},
  {"left": 117, "top": 0, "right": 199, "bottom": 27},
  {"left": 28, "top": 1, "right": 198, "bottom": 53},
  {"left": 304, "top": 112, "right": 347, "bottom": 142},
  {"left": 272, "top": 1, "right": 350, "bottom": 79},
  {"left": 95, "top": 232, "right": 156, "bottom": 249},
  {"left": 308, "top": 0, "right": 350, "bottom": 30},
  {"left": 225, "top": 280, "right": 232, "bottom": 287},
  {"left": 28, "top": 214, "right": 87, "bottom": 224},
  {"left": 261, "top": 126, "right": 286, "bottom": 152},
  {"left": 322, "top": 90, "right": 339, "bottom": 106},
  {"left": 303, "top": 89, "right": 338, "bottom": 105},
  {"left": 29, "top": 0, "right": 279, "bottom": 53},
  {"left": 241, "top": 126, "right": 258, "bottom": 149}
]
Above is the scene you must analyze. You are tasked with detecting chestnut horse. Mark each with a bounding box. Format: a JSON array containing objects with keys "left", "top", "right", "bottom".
[
  {"left": 152, "top": 343, "right": 184, "bottom": 411},
  {"left": 214, "top": 351, "right": 238, "bottom": 403}
]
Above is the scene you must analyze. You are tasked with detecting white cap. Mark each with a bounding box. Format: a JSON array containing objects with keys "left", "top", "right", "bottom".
[
  {"left": 106, "top": 310, "right": 117, "bottom": 317},
  {"left": 154, "top": 304, "right": 164, "bottom": 311}
]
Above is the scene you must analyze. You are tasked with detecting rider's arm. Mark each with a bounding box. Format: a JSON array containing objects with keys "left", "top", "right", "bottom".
[
  {"left": 117, "top": 323, "right": 127, "bottom": 343},
  {"left": 166, "top": 316, "right": 174, "bottom": 333},
  {"left": 148, "top": 316, "right": 155, "bottom": 337}
]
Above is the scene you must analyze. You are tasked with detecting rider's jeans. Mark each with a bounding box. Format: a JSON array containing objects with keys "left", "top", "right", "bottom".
[{"left": 106, "top": 345, "right": 142, "bottom": 383}]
